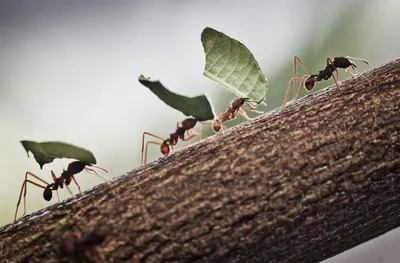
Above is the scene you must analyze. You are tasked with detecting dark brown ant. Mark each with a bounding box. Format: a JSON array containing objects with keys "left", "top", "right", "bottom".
[
  {"left": 211, "top": 98, "right": 263, "bottom": 132},
  {"left": 14, "top": 161, "right": 108, "bottom": 222},
  {"left": 282, "top": 56, "right": 371, "bottom": 107},
  {"left": 141, "top": 117, "right": 199, "bottom": 165}
]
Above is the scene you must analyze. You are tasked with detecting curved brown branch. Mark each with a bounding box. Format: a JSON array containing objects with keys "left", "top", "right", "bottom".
[{"left": 1, "top": 59, "right": 400, "bottom": 263}]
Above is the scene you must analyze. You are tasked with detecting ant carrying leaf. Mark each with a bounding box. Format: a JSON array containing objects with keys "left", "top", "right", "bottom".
[
  {"left": 138, "top": 76, "right": 214, "bottom": 165},
  {"left": 15, "top": 141, "right": 108, "bottom": 222},
  {"left": 201, "top": 27, "right": 268, "bottom": 133}
]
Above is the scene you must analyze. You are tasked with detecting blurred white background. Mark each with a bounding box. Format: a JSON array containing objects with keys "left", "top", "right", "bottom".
[{"left": 1, "top": 1, "right": 400, "bottom": 262}]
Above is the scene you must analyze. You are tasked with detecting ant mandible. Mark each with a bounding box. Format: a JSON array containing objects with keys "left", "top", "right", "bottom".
[
  {"left": 211, "top": 98, "right": 263, "bottom": 133},
  {"left": 14, "top": 161, "right": 108, "bottom": 222},
  {"left": 141, "top": 117, "right": 200, "bottom": 165},
  {"left": 282, "top": 56, "right": 371, "bottom": 107}
]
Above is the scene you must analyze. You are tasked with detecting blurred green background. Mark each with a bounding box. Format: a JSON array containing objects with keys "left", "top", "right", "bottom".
[{"left": 1, "top": 1, "right": 400, "bottom": 262}]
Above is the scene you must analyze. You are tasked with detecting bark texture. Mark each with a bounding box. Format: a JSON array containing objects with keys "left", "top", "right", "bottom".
[{"left": 1, "top": 59, "right": 400, "bottom": 263}]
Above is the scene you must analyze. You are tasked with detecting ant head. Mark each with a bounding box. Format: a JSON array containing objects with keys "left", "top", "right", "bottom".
[
  {"left": 160, "top": 142, "right": 170, "bottom": 157},
  {"left": 234, "top": 98, "right": 250, "bottom": 107},
  {"left": 43, "top": 185, "right": 53, "bottom": 201},
  {"left": 213, "top": 119, "right": 222, "bottom": 132},
  {"left": 305, "top": 78, "right": 315, "bottom": 91},
  {"left": 240, "top": 97, "right": 250, "bottom": 104}
]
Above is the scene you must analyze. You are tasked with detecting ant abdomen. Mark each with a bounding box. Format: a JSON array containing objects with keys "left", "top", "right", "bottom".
[
  {"left": 67, "top": 161, "right": 88, "bottom": 175},
  {"left": 232, "top": 98, "right": 249, "bottom": 108}
]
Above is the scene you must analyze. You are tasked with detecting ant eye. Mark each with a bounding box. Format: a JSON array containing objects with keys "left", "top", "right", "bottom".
[{"left": 43, "top": 188, "right": 53, "bottom": 201}]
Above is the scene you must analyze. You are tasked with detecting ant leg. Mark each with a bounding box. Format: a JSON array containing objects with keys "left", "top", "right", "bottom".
[
  {"left": 71, "top": 176, "right": 82, "bottom": 195},
  {"left": 15, "top": 173, "right": 49, "bottom": 222},
  {"left": 186, "top": 129, "right": 192, "bottom": 145},
  {"left": 345, "top": 67, "right": 372, "bottom": 86},
  {"left": 294, "top": 56, "right": 313, "bottom": 75},
  {"left": 84, "top": 167, "right": 108, "bottom": 182},
  {"left": 89, "top": 165, "right": 108, "bottom": 174},
  {"left": 293, "top": 56, "right": 313, "bottom": 96},
  {"left": 65, "top": 184, "right": 76, "bottom": 200},
  {"left": 327, "top": 57, "right": 340, "bottom": 88},
  {"left": 144, "top": 141, "right": 163, "bottom": 165},
  {"left": 141, "top": 132, "right": 166, "bottom": 165},
  {"left": 345, "top": 68, "right": 357, "bottom": 77},
  {"left": 241, "top": 106, "right": 264, "bottom": 114},
  {"left": 185, "top": 129, "right": 199, "bottom": 145},
  {"left": 50, "top": 171, "right": 60, "bottom": 202},
  {"left": 282, "top": 78, "right": 296, "bottom": 108},
  {"left": 200, "top": 120, "right": 214, "bottom": 136},
  {"left": 199, "top": 121, "right": 204, "bottom": 139},
  {"left": 237, "top": 108, "right": 252, "bottom": 120},
  {"left": 182, "top": 132, "right": 198, "bottom": 142},
  {"left": 283, "top": 76, "right": 308, "bottom": 108},
  {"left": 294, "top": 75, "right": 312, "bottom": 99},
  {"left": 22, "top": 172, "right": 51, "bottom": 217},
  {"left": 283, "top": 77, "right": 303, "bottom": 106}
]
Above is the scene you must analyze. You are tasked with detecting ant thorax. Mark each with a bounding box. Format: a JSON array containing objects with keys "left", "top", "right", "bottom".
[
  {"left": 56, "top": 175, "right": 66, "bottom": 188},
  {"left": 170, "top": 131, "right": 182, "bottom": 143}
]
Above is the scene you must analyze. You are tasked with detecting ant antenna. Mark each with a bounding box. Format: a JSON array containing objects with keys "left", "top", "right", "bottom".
[{"left": 345, "top": 56, "right": 370, "bottom": 65}]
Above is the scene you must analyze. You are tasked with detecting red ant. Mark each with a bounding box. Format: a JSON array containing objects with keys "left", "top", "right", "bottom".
[
  {"left": 14, "top": 161, "right": 108, "bottom": 222},
  {"left": 282, "top": 56, "right": 371, "bottom": 107},
  {"left": 140, "top": 99, "right": 263, "bottom": 164},
  {"left": 211, "top": 98, "right": 263, "bottom": 132},
  {"left": 141, "top": 118, "right": 200, "bottom": 165}
]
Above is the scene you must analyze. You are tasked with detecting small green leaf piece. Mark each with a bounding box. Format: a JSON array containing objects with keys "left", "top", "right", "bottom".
[
  {"left": 138, "top": 75, "right": 214, "bottom": 121},
  {"left": 201, "top": 27, "right": 268, "bottom": 107},
  {"left": 20, "top": 141, "right": 97, "bottom": 168}
]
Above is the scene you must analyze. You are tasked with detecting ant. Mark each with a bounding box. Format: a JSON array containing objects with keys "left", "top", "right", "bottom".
[
  {"left": 140, "top": 99, "right": 264, "bottom": 164},
  {"left": 141, "top": 117, "right": 200, "bottom": 165},
  {"left": 14, "top": 161, "right": 108, "bottom": 222},
  {"left": 211, "top": 98, "right": 263, "bottom": 133},
  {"left": 282, "top": 56, "right": 371, "bottom": 107}
]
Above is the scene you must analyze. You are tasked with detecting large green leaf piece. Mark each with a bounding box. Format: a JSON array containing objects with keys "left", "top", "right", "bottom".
[
  {"left": 21, "top": 140, "right": 97, "bottom": 168},
  {"left": 138, "top": 75, "right": 214, "bottom": 121},
  {"left": 201, "top": 27, "right": 268, "bottom": 106}
]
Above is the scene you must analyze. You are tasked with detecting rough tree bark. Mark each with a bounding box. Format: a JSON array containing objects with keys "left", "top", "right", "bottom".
[{"left": 0, "top": 59, "right": 399, "bottom": 263}]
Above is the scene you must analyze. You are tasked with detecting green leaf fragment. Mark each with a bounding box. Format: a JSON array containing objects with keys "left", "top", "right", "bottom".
[
  {"left": 20, "top": 140, "right": 97, "bottom": 169},
  {"left": 201, "top": 27, "right": 268, "bottom": 107},
  {"left": 138, "top": 75, "right": 214, "bottom": 121}
]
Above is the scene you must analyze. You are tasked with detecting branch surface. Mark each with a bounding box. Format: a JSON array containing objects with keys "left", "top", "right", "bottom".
[{"left": 1, "top": 59, "right": 400, "bottom": 263}]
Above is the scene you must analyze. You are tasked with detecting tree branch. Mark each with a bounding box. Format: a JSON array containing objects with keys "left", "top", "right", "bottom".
[{"left": 1, "top": 59, "right": 400, "bottom": 263}]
